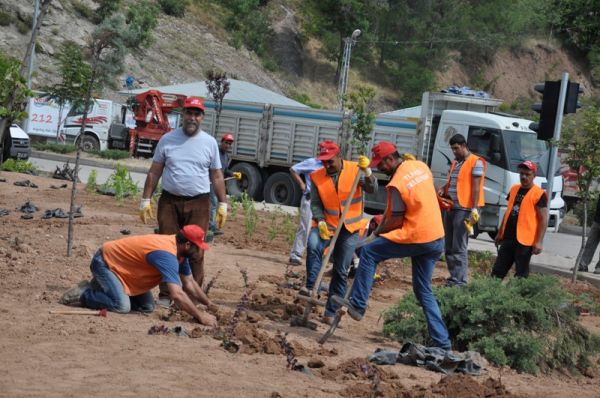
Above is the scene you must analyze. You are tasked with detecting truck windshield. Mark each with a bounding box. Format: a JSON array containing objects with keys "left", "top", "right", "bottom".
[
  {"left": 66, "top": 101, "right": 86, "bottom": 117},
  {"left": 503, "top": 130, "right": 549, "bottom": 177}
]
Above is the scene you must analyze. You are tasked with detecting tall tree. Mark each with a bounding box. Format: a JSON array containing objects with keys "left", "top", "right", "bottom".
[
  {"left": 41, "top": 42, "right": 93, "bottom": 143},
  {"left": 0, "top": 0, "right": 52, "bottom": 163},
  {"left": 560, "top": 102, "right": 600, "bottom": 282}
]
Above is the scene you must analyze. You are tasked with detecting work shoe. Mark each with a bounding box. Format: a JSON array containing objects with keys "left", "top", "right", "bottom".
[
  {"left": 60, "top": 280, "right": 91, "bottom": 306},
  {"left": 288, "top": 257, "right": 302, "bottom": 266},
  {"left": 330, "top": 295, "right": 364, "bottom": 321},
  {"left": 212, "top": 229, "right": 224, "bottom": 236},
  {"left": 298, "top": 287, "right": 311, "bottom": 297}
]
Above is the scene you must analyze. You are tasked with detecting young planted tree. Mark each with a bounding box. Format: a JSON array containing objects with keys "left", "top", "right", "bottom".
[
  {"left": 347, "top": 85, "right": 376, "bottom": 156},
  {"left": 561, "top": 103, "right": 600, "bottom": 282},
  {"left": 205, "top": 70, "right": 230, "bottom": 136},
  {"left": 41, "top": 42, "right": 92, "bottom": 143},
  {"left": 66, "top": 10, "right": 158, "bottom": 256}
]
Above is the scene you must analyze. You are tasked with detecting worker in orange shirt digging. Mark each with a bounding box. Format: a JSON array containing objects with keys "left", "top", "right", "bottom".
[{"left": 59, "top": 225, "right": 217, "bottom": 327}]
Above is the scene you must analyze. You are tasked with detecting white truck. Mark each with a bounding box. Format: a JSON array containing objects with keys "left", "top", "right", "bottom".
[{"left": 24, "top": 96, "right": 136, "bottom": 151}]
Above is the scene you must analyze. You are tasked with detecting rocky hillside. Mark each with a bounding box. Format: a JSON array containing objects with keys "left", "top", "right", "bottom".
[{"left": 0, "top": 0, "right": 594, "bottom": 111}]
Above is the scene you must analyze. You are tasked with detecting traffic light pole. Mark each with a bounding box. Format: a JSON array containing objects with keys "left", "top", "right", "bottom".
[{"left": 544, "top": 72, "right": 569, "bottom": 205}]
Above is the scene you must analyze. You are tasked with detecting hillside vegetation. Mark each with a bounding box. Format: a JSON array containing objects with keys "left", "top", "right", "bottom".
[{"left": 0, "top": 0, "right": 597, "bottom": 111}]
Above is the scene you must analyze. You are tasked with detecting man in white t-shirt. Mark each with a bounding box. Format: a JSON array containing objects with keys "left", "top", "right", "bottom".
[{"left": 139, "top": 96, "right": 228, "bottom": 305}]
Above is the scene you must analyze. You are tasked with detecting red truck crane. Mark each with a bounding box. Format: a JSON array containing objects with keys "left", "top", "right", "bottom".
[{"left": 127, "top": 89, "right": 186, "bottom": 157}]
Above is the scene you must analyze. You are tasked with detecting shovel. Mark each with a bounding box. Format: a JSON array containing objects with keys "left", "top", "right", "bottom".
[
  {"left": 50, "top": 309, "right": 108, "bottom": 317},
  {"left": 291, "top": 169, "right": 363, "bottom": 330}
]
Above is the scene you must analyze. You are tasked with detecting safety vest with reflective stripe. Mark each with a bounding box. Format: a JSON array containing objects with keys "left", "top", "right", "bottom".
[
  {"left": 381, "top": 160, "right": 445, "bottom": 244},
  {"left": 444, "top": 153, "right": 486, "bottom": 208},
  {"left": 499, "top": 184, "right": 546, "bottom": 246},
  {"left": 310, "top": 160, "right": 367, "bottom": 233}
]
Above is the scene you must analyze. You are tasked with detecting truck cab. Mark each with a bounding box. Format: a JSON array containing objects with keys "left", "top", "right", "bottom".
[{"left": 430, "top": 110, "right": 565, "bottom": 236}]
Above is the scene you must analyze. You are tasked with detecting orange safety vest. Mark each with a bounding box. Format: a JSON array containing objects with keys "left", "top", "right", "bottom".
[
  {"left": 310, "top": 160, "right": 368, "bottom": 233},
  {"left": 382, "top": 160, "right": 445, "bottom": 244},
  {"left": 445, "top": 153, "right": 486, "bottom": 208},
  {"left": 102, "top": 234, "right": 180, "bottom": 296},
  {"left": 499, "top": 184, "right": 546, "bottom": 246}
]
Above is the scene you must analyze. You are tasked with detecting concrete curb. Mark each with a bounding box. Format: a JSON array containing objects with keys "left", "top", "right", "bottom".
[
  {"left": 31, "top": 150, "right": 149, "bottom": 175},
  {"left": 530, "top": 261, "right": 600, "bottom": 289}
]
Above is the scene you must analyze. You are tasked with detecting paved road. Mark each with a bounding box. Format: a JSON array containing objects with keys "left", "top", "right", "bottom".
[{"left": 29, "top": 152, "right": 600, "bottom": 287}]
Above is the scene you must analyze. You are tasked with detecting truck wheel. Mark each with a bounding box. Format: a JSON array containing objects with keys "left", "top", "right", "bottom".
[
  {"left": 263, "top": 172, "right": 302, "bottom": 206},
  {"left": 229, "top": 162, "right": 263, "bottom": 200},
  {"left": 78, "top": 135, "right": 100, "bottom": 152}
]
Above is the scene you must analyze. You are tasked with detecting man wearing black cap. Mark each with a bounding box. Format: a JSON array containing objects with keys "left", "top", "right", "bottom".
[
  {"left": 60, "top": 225, "right": 217, "bottom": 326},
  {"left": 491, "top": 160, "right": 548, "bottom": 279},
  {"left": 139, "top": 96, "right": 228, "bottom": 306}
]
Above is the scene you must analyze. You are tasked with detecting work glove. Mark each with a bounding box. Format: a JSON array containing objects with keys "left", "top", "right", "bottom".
[
  {"left": 139, "top": 198, "right": 154, "bottom": 224},
  {"left": 215, "top": 202, "right": 228, "bottom": 229},
  {"left": 318, "top": 220, "right": 332, "bottom": 241},
  {"left": 357, "top": 155, "right": 372, "bottom": 177},
  {"left": 232, "top": 172, "right": 242, "bottom": 181},
  {"left": 464, "top": 208, "right": 480, "bottom": 235},
  {"left": 403, "top": 153, "right": 416, "bottom": 161}
]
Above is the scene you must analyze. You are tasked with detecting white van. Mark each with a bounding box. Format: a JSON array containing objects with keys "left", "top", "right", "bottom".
[{"left": 2, "top": 124, "right": 31, "bottom": 161}]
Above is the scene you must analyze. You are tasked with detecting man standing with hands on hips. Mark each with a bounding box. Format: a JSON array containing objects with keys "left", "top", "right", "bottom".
[
  {"left": 139, "top": 96, "right": 228, "bottom": 306},
  {"left": 438, "top": 134, "right": 486, "bottom": 287}
]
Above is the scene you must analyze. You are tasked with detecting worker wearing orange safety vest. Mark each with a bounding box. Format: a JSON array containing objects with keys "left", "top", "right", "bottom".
[
  {"left": 438, "top": 134, "right": 486, "bottom": 287},
  {"left": 332, "top": 141, "right": 451, "bottom": 349},
  {"left": 303, "top": 140, "right": 377, "bottom": 325},
  {"left": 491, "top": 160, "right": 548, "bottom": 279}
]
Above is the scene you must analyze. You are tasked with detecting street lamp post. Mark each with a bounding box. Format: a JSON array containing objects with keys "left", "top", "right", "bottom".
[
  {"left": 337, "top": 29, "right": 361, "bottom": 111},
  {"left": 26, "top": 0, "right": 40, "bottom": 90}
]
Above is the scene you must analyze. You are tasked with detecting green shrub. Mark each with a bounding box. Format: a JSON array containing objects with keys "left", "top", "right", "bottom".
[
  {"left": 33, "top": 142, "right": 78, "bottom": 154},
  {"left": 382, "top": 275, "right": 600, "bottom": 374},
  {"left": 100, "top": 164, "right": 139, "bottom": 201},
  {"left": 1, "top": 159, "right": 36, "bottom": 173},
  {"left": 16, "top": 20, "right": 30, "bottom": 34},
  {"left": 85, "top": 169, "right": 97, "bottom": 193},
  {"left": 90, "top": 149, "right": 131, "bottom": 160},
  {"left": 71, "top": 0, "right": 94, "bottom": 20},
  {"left": 290, "top": 91, "right": 322, "bottom": 109},
  {"left": 0, "top": 10, "right": 13, "bottom": 26},
  {"left": 158, "top": 0, "right": 188, "bottom": 17}
]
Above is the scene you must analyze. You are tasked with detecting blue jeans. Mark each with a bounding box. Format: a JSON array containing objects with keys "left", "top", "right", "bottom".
[
  {"left": 208, "top": 184, "right": 218, "bottom": 231},
  {"left": 349, "top": 237, "right": 451, "bottom": 349},
  {"left": 80, "top": 250, "right": 155, "bottom": 313},
  {"left": 306, "top": 226, "right": 359, "bottom": 317}
]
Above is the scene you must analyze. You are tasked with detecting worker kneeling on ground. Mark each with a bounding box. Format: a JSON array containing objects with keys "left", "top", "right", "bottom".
[
  {"left": 60, "top": 225, "right": 217, "bottom": 327},
  {"left": 332, "top": 141, "right": 451, "bottom": 350},
  {"left": 304, "top": 140, "right": 377, "bottom": 325}
]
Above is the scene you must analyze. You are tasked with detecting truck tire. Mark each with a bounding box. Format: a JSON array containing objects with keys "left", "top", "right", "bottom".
[
  {"left": 229, "top": 162, "right": 263, "bottom": 200},
  {"left": 263, "top": 172, "right": 302, "bottom": 206},
  {"left": 78, "top": 134, "right": 100, "bottom": 152}
]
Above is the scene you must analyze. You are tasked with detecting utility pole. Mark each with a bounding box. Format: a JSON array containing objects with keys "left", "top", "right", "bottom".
[
  {"left": 337, "top": 29, "right": 361, "bottom": 111},
  {"left": 27, "top": 0, "right": 40, "bottom": 90}
]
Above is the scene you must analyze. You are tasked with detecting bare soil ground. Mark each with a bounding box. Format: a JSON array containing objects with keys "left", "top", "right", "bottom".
[{"left": 1, "top": 171, "right": 599, "bottom": 397}]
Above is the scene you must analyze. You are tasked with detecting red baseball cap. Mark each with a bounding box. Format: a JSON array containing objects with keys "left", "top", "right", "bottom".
[
  {"left": 222, "top": 133, "right": 234, "bottom": 142},
  {"left": 180, "top": 225, "right": 209, "bottom": 250},
  {"left": 317, "top": 140, "right": 340, "bottom": 160},
  {"left": 370, "top": 141, "right": 398, "bottom": 168},
  {"left": 518, "top": 160, "right": 537, "bottom": 173},
  {"left": 183, "top": 96, "right": 205, "bottom": 111}
]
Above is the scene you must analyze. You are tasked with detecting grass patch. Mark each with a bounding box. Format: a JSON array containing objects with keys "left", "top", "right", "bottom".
[
  {"left": 0, "top": 10, "right": 13, "bottom": 26},
  {"left": 90, "top": 149, "right": 131, "bottom": 160},
  {"left": 33, "top": 142, "right": 78, "bottom": 154},
  {"left": 1, "top": 159, "right": 36, "bottom": 173}
]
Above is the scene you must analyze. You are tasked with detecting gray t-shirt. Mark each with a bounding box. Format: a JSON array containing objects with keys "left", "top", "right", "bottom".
[{"left": 153, "top": 128, "right": 221, "bottom": 196}]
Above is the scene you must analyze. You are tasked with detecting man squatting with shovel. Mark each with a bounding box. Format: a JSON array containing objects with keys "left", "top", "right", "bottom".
[
  {"left": 303, "top": 140, "right": 377, "bottom": 325},
  {"left": 332, "top": 141, "right": 451, "bottom": 349},
  {"left": 60, "top": 225, "right": 218, "bottom": 327}
]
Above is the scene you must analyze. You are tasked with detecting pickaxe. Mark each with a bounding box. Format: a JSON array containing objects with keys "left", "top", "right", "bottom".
[
  {"left": 291, "top": 169, "right": 363, "bottom": 331},
  {"left": 50, "top": 309, "right": 108, "bottom": 317}
]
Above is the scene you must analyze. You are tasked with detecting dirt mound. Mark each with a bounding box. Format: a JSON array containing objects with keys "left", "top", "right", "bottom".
[{"left": 319, "top": 358, "right": 400, "bottom": 383}]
